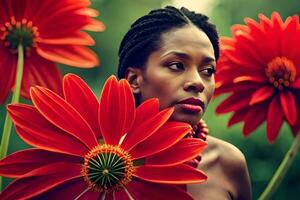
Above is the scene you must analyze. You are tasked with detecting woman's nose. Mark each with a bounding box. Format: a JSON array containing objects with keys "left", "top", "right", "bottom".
[{"left": 183, "top": 71, "right": 204, "bottom": 93}]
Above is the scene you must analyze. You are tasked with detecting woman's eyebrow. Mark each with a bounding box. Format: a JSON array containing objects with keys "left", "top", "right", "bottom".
[
  {"left": 161, "top": 51, "right": 190, "bottom": 59},
  {"left": 161, "top": 51, "right": 215, "bottom": 62},
  {"left": 202, "top": 56, "right": 216, "bottom": 64}
]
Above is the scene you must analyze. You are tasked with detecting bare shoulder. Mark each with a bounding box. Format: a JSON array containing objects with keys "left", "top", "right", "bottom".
[
  {"left": 206, "top": 136, "right": 252, "bottom": 200},
  {"left": 207, "top": 136, "right": 247, "bottom": 169}
]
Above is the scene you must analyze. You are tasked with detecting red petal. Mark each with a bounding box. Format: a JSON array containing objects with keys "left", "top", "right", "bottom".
[
  {"left": 234, "top": 32, "right": 265, "bottom": 66},
  {"left": 104, "top": 192, "right": 114, "bottom": 200},
  {"left": 215, "top": 63, "right": 265, "bottom": 85},
  {"left": 280, "top": 91, "right": 297, "bottom": 125},
  {"left": 243, "top": 102, "right": 268, "bottom": 137},
  {"left": 272, "top": 12, "right": 284, "bottom": 30},
  {"left": 130, "top": 122, "right": 191, "bottom": 159},
  {"left": 99, "top": 76, "right": 135, "bottom": 145},
  {"left": 281, "top": 16, "right": 299, "bottom": 58},
  {"left": 221, "top": 37, "right": 235, "bottom": 47},
  {"left": 126, "top": 180, "right": 193, "bottom": 200},
  {"left": 0, "top": 148, "right": 81, "bottom": 178},
  {"left": 227, "top": 107, "right": 250, "bottom": 127},
  {"left": 134, "top": 164, "right": 207, "bottom": 184},
  {"left": 145, "top": 138, "right": 207, "bottom": 166},
  {"left": 114, "top": 189, "right": 131, "bottom": 200},
  {"left": 291, "top": 78, "right": 300, "bottom": 88},
  {"left": 31, "top": 178, "right": 94, "bottom": 200},
  {"left": 291, "top": 114, "right": 300, "bottom": 136},
  {"left": 98, "top": 76, "right": 119, "bottom": 144},
  {"left": 222, "top": 48, "right": 264, "bottom": 70},
  {"left": 118, "top": 79, "right": 136, "bottom": 138},
  {"left": 37, "top": 44, "right": 99, "bottom": 68},
  {"left": 258, "top": 14, "right": 280, "bottom": 57},
  {"left": 214, "top": 81, "right": 258, "bottom": 97},
  {"left": 84, "top": 18, "right": 106, "bottom": 32},
  {"left": 21, "top": 53, "right": 63, "bottom": 99},
  {"left": 121, "top": 107, "right": 174, "bottom": 151},
  {"left": 267, "top": 96, "right": 284, "bottom": 143},
  {"left": 7, "top": 104, "right": 90, "bottom": 156},
  {"left": 216, "top": 91, "right": 252, "bottom": 114},
  {"left": 245, "top": 16, "right": 273, "bottom": 60},
  {"left": 0, "top": 163, "right": 82, "bottom": 200},
  {"left": 231, "top": 24, "right": 249, "bottom": 35},
  {"left": 74, "top": 188, "right": 101, "bottom": 200},
  {"left": 37, "top": 11, "right": 91, "bottom": 36},
  {"left": 40, "top": 31, "right": 95, "bottom": 45},
  {"left": 233, "top": 76, "right": 266, "bottom": 83},
  {"left": 79, "top": 8, "right": 99, "bottom": 18},
  {"left": 63, "top": 74, "right": 101, "bottom": 138},
  {"left": 30, "top": 87, "right": 98, "bottom": 149},
  {"left": 249, "top": 86, "right": 274, "bottom": 105},
  {"left": 0, "top": 46, "right": 15, "bottom": 104},
  {"left": 130, "top": 98, "right": 160, "bottom": 129}
]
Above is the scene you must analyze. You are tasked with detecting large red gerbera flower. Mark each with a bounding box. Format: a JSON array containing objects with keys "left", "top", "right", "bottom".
[
  {"left": 0, "top": 74, "right": 207, "bottom": 199},
  {"left": 0, "top": 0, "right": 105, "bottom": 104},
  {"left": 215, "top": 12, "right": 300, "bottom": 143}
]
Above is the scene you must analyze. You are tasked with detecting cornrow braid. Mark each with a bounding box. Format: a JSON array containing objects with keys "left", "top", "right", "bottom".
[{"left": 118, "top": 6, "right": 219, "bottom": 78}]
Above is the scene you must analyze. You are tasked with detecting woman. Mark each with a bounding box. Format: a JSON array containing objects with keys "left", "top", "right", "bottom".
[{"left": 117, "top": 6, "right": 252, "bottom": 200}]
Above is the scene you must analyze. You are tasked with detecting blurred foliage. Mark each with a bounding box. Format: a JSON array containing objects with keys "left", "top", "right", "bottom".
[{"left": 1, "top": 0, "right": 300, "bottom": 199}]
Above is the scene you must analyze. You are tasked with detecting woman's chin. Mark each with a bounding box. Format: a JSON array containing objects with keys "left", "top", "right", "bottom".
[{"left": 169, "top": 111, "right": 202, "bottom": 126}]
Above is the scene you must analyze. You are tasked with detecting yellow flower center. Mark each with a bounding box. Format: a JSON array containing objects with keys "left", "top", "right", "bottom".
[
  {"left": 265, "top": 57, "right": 296, "bottom": 90},
  {"left": 82, "top": 144, "right": 135, "bottom": 193},
  {"left": 0, "top": 16, "right": 39, "bottom": 54}
]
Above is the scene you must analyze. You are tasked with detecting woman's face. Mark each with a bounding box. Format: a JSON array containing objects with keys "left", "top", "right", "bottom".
[{"left": 130, "top": 25, "right": 216, "bottom": 126}]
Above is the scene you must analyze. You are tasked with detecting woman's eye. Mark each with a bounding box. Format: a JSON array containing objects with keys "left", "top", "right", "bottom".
[
  {"left": 167, "top": 62, "right": 185, "bottom": 71},
  {"left": 201, "top": 66, "right": 216, "bottom": 76}
]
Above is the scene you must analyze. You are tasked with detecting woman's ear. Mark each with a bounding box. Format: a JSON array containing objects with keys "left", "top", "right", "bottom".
[{"left": 125, "top": 67, "right": 142, "bottom": 94}]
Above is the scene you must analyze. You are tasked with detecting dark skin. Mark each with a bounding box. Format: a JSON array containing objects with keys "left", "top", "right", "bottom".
[{"left": 126, "top": 24, "right": 252, "bottom": 200}]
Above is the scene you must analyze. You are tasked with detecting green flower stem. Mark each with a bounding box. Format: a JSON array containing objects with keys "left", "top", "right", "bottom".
[
  {"left": 0, "top": 44, "right": 24, "bottom": 191},
  {"left": 258, "top": 130, "right": 300, "bottom": 200}
]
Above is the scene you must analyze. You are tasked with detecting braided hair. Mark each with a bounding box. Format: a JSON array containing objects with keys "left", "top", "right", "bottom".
[{"left": 118, "top": 6, "right": 219, "bottom": 78}]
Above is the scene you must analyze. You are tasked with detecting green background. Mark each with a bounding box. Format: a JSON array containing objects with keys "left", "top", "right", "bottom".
[{"left": 1, "top": 0, "right": 299, "bottom": 199}]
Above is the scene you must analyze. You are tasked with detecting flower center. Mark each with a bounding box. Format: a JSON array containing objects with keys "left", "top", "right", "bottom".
[
  {"left": 82, "top": 144, "right": 135, "bottom": 193},
  {"left": 1, "top": 17, "right": 39, "bottom": 54},
  {"left": 265, "top": 57, "right": 296, "bottom": 90}
]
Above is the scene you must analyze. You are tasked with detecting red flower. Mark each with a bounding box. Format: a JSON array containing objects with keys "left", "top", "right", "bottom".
[
  {"left": 0, "top": 0, "right": 105, "bottom": 104},
  {"left": 0, "top": 74, "right": 207, "bottom": 199},
  {"left": 215, "top": 12, "right": 300, "bottom": 143}
]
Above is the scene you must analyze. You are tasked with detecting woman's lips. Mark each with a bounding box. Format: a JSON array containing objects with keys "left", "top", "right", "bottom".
[
  {"left": 179, "top": 104, "right": 202, "bottom": 113},
  {"left": 177, "top": 97, "right": 204, "bottom": 113}
]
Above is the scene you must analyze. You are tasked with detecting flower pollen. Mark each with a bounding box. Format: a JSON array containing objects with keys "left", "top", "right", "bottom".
[
  {"left": 1, "top": 16, "right": 39, "bottom": 54},
  {"left": 266, "top": 57, "right": 296, "bottom": 90},
  {"left": 82, "top": 144, "right": 135, "bottom": 193}
]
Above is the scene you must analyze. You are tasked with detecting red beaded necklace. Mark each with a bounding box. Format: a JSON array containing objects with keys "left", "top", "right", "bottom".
[
  {"left": 186, "top": 119, "right": 208, "bottom": 141},
  {"left": 185, "top": 119, "right": 209, "bottom": 167}
]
